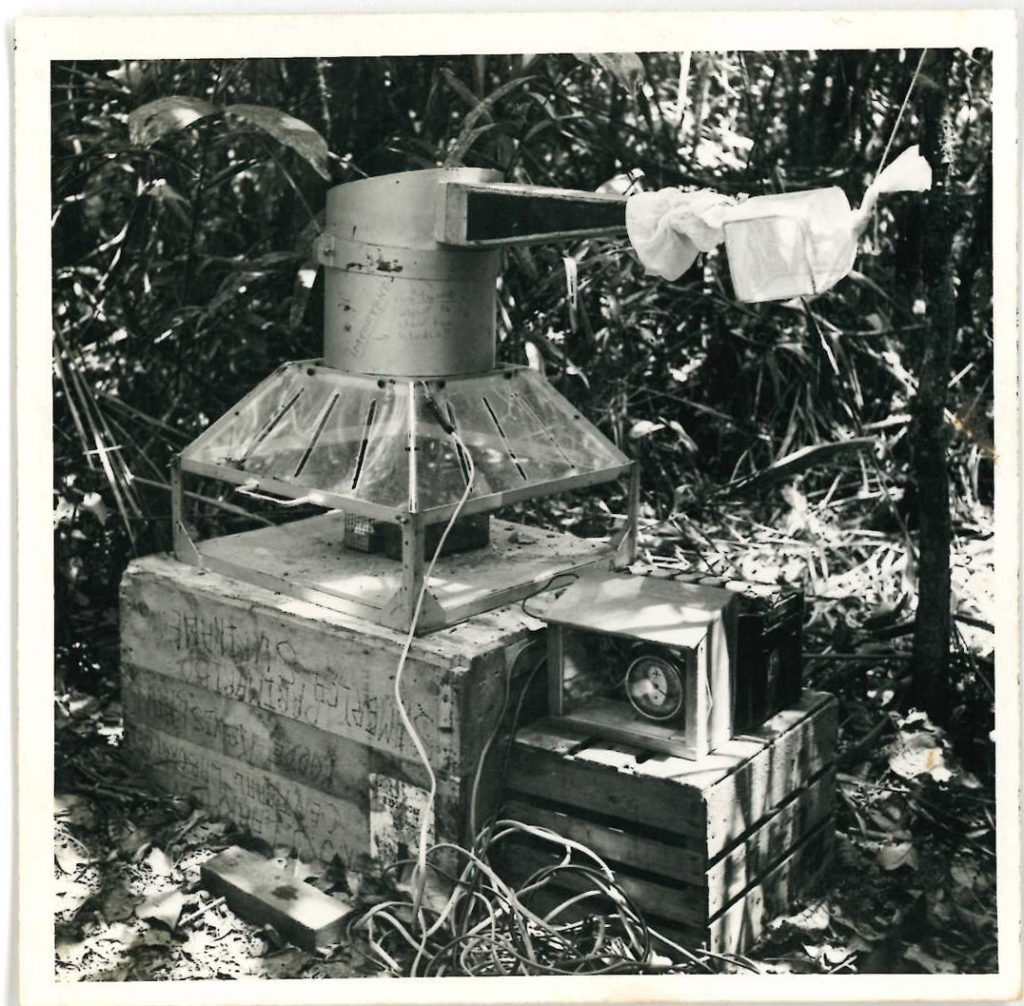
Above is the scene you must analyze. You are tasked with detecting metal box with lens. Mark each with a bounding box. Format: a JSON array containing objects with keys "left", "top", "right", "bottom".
[{"left": 543, "top": 571, "right": 737, "bottom": 760}]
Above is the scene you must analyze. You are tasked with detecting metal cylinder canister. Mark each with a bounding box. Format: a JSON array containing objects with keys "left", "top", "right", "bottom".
[{"left": 317, "top": 168, "right": 502, "bottom": 376}]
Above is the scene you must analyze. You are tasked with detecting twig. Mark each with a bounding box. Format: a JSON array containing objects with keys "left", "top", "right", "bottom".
[
  {"left": 128, "top": 474, "right": 274, "bottom": 525},
  {"left": 179, "top": 895, "right": 227, "bottom": 929},
  {"left": 54, "top": 351, "right": 98, "bottom": 472},
  {"left": 827, "top": 952, "right": 858, "bottom": 974},
  {"left": 953, "top": 612, "right": 993, "bottom": 634},
  {"left": 172, "top": 813, "right": 204, "bottom": 846},
  {"left": 838, "top": 717, "right": 893, "bottom": 767},
  {"left": 96, "top": 392, "right": 189, "bottom": 440},
  {"left": 912, "top": 803, "right": 995, "bottom": 858},
  {"left": 837, "top": 787, "right": 868, "bottom": 838}
]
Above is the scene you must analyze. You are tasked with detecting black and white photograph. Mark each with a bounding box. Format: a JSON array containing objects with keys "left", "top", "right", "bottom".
[{"left": 13, "top": 10, "right": 1020, "bottom": 1004}]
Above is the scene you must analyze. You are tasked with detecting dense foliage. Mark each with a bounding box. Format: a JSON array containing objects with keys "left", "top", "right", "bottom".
[
  {"left": 52, "top": 50, "right": 998, "bottom": 978},
  {"left": 52, "top": 50, "right": 993, "bottom": 680}
]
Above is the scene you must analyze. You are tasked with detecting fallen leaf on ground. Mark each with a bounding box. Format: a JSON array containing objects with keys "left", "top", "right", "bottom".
[
  {"left": 832, "top": 910, "right": 884, "bottom": 944},
  {"left": 140, "top": 928, "right": 174, "bottom": 947},
  {"left": 258, "top": 923, "right": 286, "bottom": 952},
  {"left": 888, "top": 732, "right": 949, "bottom": 781},
  {"left": 877, "top": 841, "right": 919, "bottom": 871},
  {"left": 773, "top": 900, "right": 831, "bottom": 933},
  {"left": 55, "top": 843, "right": 89, "bottom": 876},
  {"left": 69, "top": 695, "right": 101, "bottom": 719},
  {"left": 261, "top": 947, "right": 310, "bottom": 979},
  {"left": 950, "top": 860, "right": 981, "bottom": 889},
  {"left": 802, "top": 942, "right": 854, "bottom": 967},
  {"left": 305, "top": 959, "right": 356, "bottom": 979},
  {"left": 117, "top": 825, "right": 152, "bottom": 860},
  {"left": 95, "top": 921, "right": 135, "bottom": 947},
  {"left": 138, "top": 888, "right": 187, "bottom": 931},
  {"left": 55, "top": 937, "right": 90, "bottom": 966},
  {"left": 954, "top": 903, "right": 994, "bottom": 933},
  {"left": 56, "top": 794, "right": 98, "bottom": 830},
  {"left": 101, "top": 886, "right": 136, "bottom": 923},
  {"left": 142, "top": 847, "right": 175, "bottom": 880},
  {"left": 926, "top": 891, "right": 953, "bottom": 926},
  {"left": 904, "top": 943, "right": 958, "bottom": 974}
]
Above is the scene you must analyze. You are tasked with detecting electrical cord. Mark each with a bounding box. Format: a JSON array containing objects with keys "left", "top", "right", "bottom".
[
  {"left": 467, "top": 641, "right": 549, "bottom": 841},
  {"left": 345, "top": 392, "right": 722, "bottom": 978},
  {"left": 389, "top": 399, "right": 477, "bottom": 933},
  {"left": 520, "top": 570, "right": 580, "bottom": 619},
  {"left": 346, "top": 813, "right": 721, "bottom": 976},
  {"left": 467, "top": 649, "right": 513, "bottom": 841}
]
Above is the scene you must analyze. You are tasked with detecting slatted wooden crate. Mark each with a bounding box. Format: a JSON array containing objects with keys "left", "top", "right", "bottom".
[
  {"left": 496, "top": 690, "right": 838, "bottom": 954},
  {"left": 120, "top": 554, "right": 544, "bottom": 872}
]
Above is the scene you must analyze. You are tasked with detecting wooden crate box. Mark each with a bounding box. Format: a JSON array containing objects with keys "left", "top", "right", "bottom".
[
  {"left": 496, "top": 690, "right": 838, "bottom": 954},
  {"left": 120, "top": 554, "right": 544, "bottom": 871}
]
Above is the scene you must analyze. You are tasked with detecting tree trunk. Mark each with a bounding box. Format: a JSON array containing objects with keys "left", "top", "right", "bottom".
[{"left": 910, "top": 50, "right": 960, "bottom": 723}]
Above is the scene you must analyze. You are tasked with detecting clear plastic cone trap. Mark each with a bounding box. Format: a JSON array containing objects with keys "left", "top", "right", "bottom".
[{"left": 182, "top": 362, "right": 630, "bottom": 520}]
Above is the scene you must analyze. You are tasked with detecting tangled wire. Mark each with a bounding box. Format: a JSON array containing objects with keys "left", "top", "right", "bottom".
[
  {"left": 342, "top": 818, "right": 719, "bottom": 977},
  {"left": 340, "top": 424, "right": 750, "bottom": 978}
]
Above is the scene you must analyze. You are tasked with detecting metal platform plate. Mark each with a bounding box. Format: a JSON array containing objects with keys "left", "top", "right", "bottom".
[{"left": 194, "top": 514, "right": 611, "bottom": 633}]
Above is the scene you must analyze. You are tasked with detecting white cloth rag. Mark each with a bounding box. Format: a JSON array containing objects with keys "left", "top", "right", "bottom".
[
  {"left": 625, "top": 188, "right": 737, "bottom": 281},
  {"left": 625, "top": 145, "right": 933, "bottom": 291}
]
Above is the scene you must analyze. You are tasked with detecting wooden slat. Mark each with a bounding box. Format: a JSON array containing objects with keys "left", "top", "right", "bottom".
[
  {"left": 508, "top": 741, "right": 704, "bottom": 840},
  {"left": 492, "top": 840, "right": 707, "bottom": 928},
  {"left": 515, "top": 882, "right": 703, "bottom": 950},
  {"left": 705, "top": 817, "right": 835, "bottom": 954},
  {"left": 503, "top": 818, "right": 836, "bottom": 956},
  {"left": 501, "top": 797, "right": 706, "bottom": 883},
  {"left": 507, "top": 692, "right": 836, "bottom": 850},
  {"left": 454, "top": 640, "right": 549, "bottom": 834},
  {"left": 559, "top": 698, "right": 702, "bottom": 761},
  {"left": 121, "top": 556, "right": 536, "bottom": 775},
  {"left": 128, "top": 723, "right": 371, "bottom": 866},
  {"left": 644, "top": 817, "right": 836, "bottom": 956},
  {"left": 129, "top": 722, "right": 463, "bottom": 873},
  {"left": 124, "top": 552, "right": 538, "bottom": 663},
  {"left": 192, "top": 515, "right": 606, "bottom": 631},
  {"left": 501, "top": 766, "right": 835, "bottom": 912},
  {"left": 705, "top": 768, "right": 835, "bottom": 911},
  {"left": 123, "top": 663, "right": 460, "bottom": 819},
  {"left": 703, "top": 699, "right": 838, "bottom": 854}
]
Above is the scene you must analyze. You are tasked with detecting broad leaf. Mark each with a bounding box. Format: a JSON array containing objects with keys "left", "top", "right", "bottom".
[
  {"left": 225, "top": 103, "right": 330, "bottom": 180},
  {"left": 776, "top": 900, "right": 831, "bottom": 932},
  {"left": 128, "top": 96, "right": 217, "bottom": 147},
  {"left": 142, "top": 846, "right": 175, "bottom": 880},
  {"left": 668, "top": 419, "right": 698, "bottom": 453},
  {"left": 725, "top": 437, "right": 879, "bottom": 496},
  {"left": 138, "top": 887, "right": 187, "bottom": 931},
  {"left": 438, "top": 68, "right": 480, "bottom": 111},
  {"left": 629, "top": 419, "right": 665, "bottom": 440},
  {"left": 443, "top": 75, "right": 534, "bottom": 168},
  {"left": 101, "top": 886, "right": 136, "bottom": 923},
  {"left": 576, "top": 52, "right": 646, "bottom": 95},
  {"left": 445, "top": 123, "right": 501, "bottom": 168},
  {"left": 904, "top": 943, "right": 958, "bottom": 974},
  {"left": 877, "top": 840, "right": 918, "bottom": 871}
]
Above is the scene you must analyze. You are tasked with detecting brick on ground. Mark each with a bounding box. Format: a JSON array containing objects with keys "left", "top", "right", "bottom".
[{"left": 201, "top": 846, "right": 352, "bottom": 952}]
